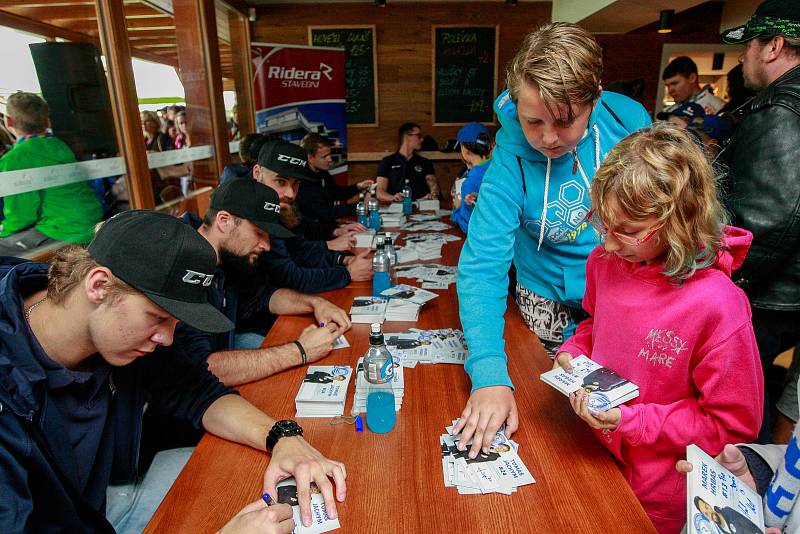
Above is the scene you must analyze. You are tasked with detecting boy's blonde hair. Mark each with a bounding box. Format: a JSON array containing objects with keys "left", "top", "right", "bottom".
[
  {"left": 47, "top": 246, "right": 136, "bottom": 305},
  {"left": 591, "top": 123, "right": 727, "bottom": 282},
  {"left": 6, "top": 92, "right": 49, "bottom": 134},
  {"left": 506, "top": 22, "right": 603, "bottom": 123}
]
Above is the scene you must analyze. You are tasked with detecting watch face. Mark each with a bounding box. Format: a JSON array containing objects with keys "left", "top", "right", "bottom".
[{"left": 276, "top": 419, "right": 302, "bottom": 435}]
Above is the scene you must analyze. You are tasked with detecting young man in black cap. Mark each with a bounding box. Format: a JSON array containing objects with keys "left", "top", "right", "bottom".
[
  {"left": 252, "top": 139, "right": 372, "bottom": 297},
  {"left": 175, "top": 178, "right": 352, "bottom": 386},
  {"left": 0, "top": 210, "right": 346, "bottom": 532},
  {"left": 718, "top": 0, "right": 800, "bottom": 442}
]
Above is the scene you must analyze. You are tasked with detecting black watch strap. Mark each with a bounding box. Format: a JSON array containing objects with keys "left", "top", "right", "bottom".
[{"left": 266, "top": 419, "right": 304, "bottom": 452}]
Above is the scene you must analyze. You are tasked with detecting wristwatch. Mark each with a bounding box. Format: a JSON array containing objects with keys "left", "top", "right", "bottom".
[{"left": 266, "top": 419, "right": 304, "bottom": 451}]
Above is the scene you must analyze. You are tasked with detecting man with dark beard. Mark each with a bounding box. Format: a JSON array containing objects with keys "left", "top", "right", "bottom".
[
  {"left": 252, "top": 140, "right": 373, "bottom": 298},
  {"left": 173, "top": 178, "right": 352, "bottom": 387}
]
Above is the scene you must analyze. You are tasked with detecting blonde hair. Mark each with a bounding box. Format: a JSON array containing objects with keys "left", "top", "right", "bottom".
[
  {"left": 140, "top": 110, "right": 160, "bottom": 125},
  {"left": 47, "top": 246, "right": 136, "bottom": 305},
  {"left": 590, "top": 123, "right": 727, "bottom": 282},
  {"left": 506, "top": 22, "right": 603, "bottom": 123},
  {"left": 6, "top": 92, "right": 49, "bottom": 134}
]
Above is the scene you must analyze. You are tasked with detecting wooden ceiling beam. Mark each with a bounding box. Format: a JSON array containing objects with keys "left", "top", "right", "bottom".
[
  {"left": 61, "top": 15, "right": 173, "bottom": 30},
  {"left": 4, "top": 3, "right": 160, "bottom": 20}
]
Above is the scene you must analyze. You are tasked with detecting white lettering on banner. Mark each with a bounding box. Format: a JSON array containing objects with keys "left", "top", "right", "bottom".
[
  {"left": 182, "top": 270, "right": 214, "bottom": 286},
  {"left": 264, "top": 202, "right": 281, "bottom": 213},
  {"left": 267, "top": 66, "right": 322, "bottom": 81},
  {"left": 277, "top": 154, "right": 307, "bottom": 167}
]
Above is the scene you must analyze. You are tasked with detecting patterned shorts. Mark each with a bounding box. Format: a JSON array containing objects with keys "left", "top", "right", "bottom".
[{"left": 514, "top": 283, "right": 588, "bottom": 358}]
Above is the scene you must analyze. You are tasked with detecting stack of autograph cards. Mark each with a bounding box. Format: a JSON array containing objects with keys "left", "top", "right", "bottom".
[
  {"left": 401, "top": 220, "right": 452, "bottom": 232},
  {"left": 415, "top": 198, "right": 440, "bottom": 212},
  {"left": 380, "top": 212, "right": 406, "bottom": 228},
  {"left": 349, "top": 296, "right": 388, "bottom": 324},
  {"left": 401, "top": 233, "right": 461, "bottom": 261},
  {"left": 395, "top": 263, "right": 457, "bottom": 289},
  {"left": 686, "top": 444, "right": 765, "bottom": 534},
  {"left": 440, "top": 421, "right": 535, "bottom": 495},
  {"left": 381, "top": 284, "right": 438, "bottom": 321},
  {"left": 352, "top": 356, "right": 404, "bottom": 414},
  {"left": 275, "top": 478, "right": 340, "bottom": 534},
  {"left": 385, "top": 328, "right": 468, "bottom": 367},
  {"left": 384, "top": 299, "right": 420, "bottom": 322},
  {"left": 295, "top": 365, "right": 352, "bottom": 417},
  {"left": 539, "top": 355, "right": 639, "bottom": 411},
  {"left": 353, "top": 230, "right": 376, "bottom": 248}
]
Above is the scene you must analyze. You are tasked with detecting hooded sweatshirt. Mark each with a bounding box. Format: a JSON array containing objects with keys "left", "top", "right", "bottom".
[
  {"left": 457, "top": 89, "right": 651, "bottom": 391},
  {"left": 558, "top": 226, "right": 764, "bottom": 534}
]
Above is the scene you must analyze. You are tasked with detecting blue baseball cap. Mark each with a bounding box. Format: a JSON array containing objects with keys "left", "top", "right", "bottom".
[
  {"left": 656, "top": 101, "right": 706, "bottom": 121},
  {"left": 456, "top": 122, "right": 490, "bottom": 146},
  {"left": 693, "top": 115, "right": 733, "bottom": 143}
]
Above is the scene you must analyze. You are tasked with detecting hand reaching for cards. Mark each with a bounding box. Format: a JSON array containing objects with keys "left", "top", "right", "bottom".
[
  {"left": 568, "top": 389, "right": 621, "bottom": 430},
  {"left": 326, "top": 234, "right": 355, "bottom": 252},
  {"left": 297, "top": 324, "right": 340, "bottom": 362},
  {"left": 311, "top": 298, "right": 351, "bottom": 331},
  {"left": 218, "top": 500, "right": 294, "bottom": 534},
  {"left": 264, "top": 436, "right": 347, "bottom": 528},
  {"left": 451, "top": 386, "right": 518, "bottom": 459}
]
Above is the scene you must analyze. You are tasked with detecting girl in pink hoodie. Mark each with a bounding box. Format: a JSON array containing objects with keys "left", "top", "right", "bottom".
[{"left": 554, "top": 124, "right": 763, "bottom": 534}]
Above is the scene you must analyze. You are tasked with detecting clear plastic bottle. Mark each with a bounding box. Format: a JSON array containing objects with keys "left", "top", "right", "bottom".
[
  {"left": 372, "top": 237, "right": 391, "bottom": 295},
  {"left": 402, "top": 179, "right": 413, "bottom": 215},
  {"left": 356, "top": 193, "right": 368, "bottom": 226},
  {"left": 384, "top": 232, "right": 397, "bottom": 286},
  {"left": 364, "top": 323, "right": 396, "bottom": 434}
]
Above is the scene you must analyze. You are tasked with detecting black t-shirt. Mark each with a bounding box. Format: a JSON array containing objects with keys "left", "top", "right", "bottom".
[{"left": 376, "top": 152, "right": 435, "bottom": 199}]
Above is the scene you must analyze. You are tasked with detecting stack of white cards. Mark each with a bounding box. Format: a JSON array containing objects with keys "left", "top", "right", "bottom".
[
  {"left": 381, "top": 284, "right": 438, "bottom": 321},
  {"left": 394, "top": 246, "right": 419, "bottom": 264},
  {"left": 352, "top": 356, "right": 405, "bottom": 414},
  {"left": 686, "top": 444, "right": 765, "bottom": 534},
  {"left": 275, "top": 478, "right": 340, "bottom": 534},
  {"left": 539, "top": 355, "right": 639, "bottom": 411},
  {"left": 349, "top": 296, "right": 388, "bottom": 324},
  {"left": 440, "top": 421, "right": 535, "bottom": 495},
  {"left": 415, "top": 199, "right": 440, "bottom": 211},
  {"left": 380, "top": 202, "right": 404, "bottom": 214},
  {"left": 403, "top": 233, "right": 462, "bottom": 261},
  {"left": 353, "top": 230, "right": 376, "bottom": 248},
  {"left": 295, "top": 365, "right": 353, "bottom": 417},
  {"left": 395, "top": 263, "right": 457, "bottom": 289},
  {"left": 401, "top": 220, "right": 452, "bottom": 232},
  {"left": 384, "top": 299, "right": 420, "bottom": 321},
  {"left": 384, "top": 328, "right": 469, "bottom": 367},
  {"left": 380, "top": 212, "right": 406, "bottom": 228},
  {"left": 408, "top": 213, "right": 440, "bottom": 222}
]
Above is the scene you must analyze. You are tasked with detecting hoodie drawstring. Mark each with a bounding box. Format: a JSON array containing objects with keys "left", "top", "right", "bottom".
[{"left": 537, "top": 124, "right": 601, "bottom": 251}]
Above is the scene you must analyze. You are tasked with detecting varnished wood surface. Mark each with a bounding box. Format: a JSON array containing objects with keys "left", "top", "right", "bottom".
[{"left": 145, "top": 219, "right": 657, "bottom": 534}]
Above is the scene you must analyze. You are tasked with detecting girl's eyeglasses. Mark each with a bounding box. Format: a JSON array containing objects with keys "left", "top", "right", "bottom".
[{"left": 585, "top": 209, "right": 663, "bottom": 247}]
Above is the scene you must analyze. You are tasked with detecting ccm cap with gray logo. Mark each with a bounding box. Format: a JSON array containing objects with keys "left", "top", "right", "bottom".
[
  {"left": 88, "top": 210, "right": 233, "bottom": 333},
  {"left": 257, "top": 139, "right": 315, "bottom": 181},
  {"left": 210, "top": 179, "right": 294, "bottom": 238}
]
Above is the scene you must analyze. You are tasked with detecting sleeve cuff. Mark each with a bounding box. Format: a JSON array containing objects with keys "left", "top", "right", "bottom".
[
  {"left": 467, "top": 355, "right": 515, "bottom": 392},
  {"left": 739, "top": 445, "right": 776, "bottom": 496}
]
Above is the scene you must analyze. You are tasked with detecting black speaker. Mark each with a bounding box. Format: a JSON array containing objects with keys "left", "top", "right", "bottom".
[
  {"left": 712, "top": 52, "right": 725, "bottom": 71},
  {"left": 29, "top": 42, "right": 117, "bottom": 159}
]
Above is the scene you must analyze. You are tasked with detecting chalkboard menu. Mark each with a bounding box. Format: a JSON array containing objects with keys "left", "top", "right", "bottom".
[
  {"left": 309, "top": 26, "right": 378, "bottom": 126},
  {"left": 433, "top": 26, "right": 498, "bottom": 125}
]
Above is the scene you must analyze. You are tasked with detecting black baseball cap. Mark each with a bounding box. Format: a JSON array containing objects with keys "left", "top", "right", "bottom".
[
  {"left": 210, "top": 179, "right": 294, "bottom": 238},
  {"left": 257, "top": 140, "right": 315, "bottom": 182},
  {"left": 722, "top": 0, "right": 800, "bottom": 44},
  {"left": 88, "top": 210, "right": 233, "bottom": 333}
]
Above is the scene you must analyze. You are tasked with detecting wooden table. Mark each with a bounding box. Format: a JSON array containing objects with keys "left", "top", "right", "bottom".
[{"left": 145, "top": 220, "right": 657, "bottom": 534}]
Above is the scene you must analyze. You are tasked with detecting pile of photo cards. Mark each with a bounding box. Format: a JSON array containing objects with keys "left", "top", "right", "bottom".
[
  {"left": 380, "top": 284, "right": 438, "bottom": 321},
  {"left": 401, "top": 220, "right": 452, "bottom": 232},
  {"left": 353, "top": 230, "right": 376, "bottom": 248},
  {"left": 295, "top": 365, "right": 352, "bottom": 417},
  {"left": 385, "top": 328, "right": 468, "bottom": 367},
  {"left": 685, "top": 444, "right": 765, "bottom": 534},
  {"left": 349, "top": 296, "right": 388, "bottom": 324},
  {"left": 395, "top": 263, "right": 457, "bottom": 289},
  {"left": 352, "top": 356, "right": 405, "bottom": 414},
  {"left": 440, "top": 421, "right": 535, "bottom": 495},
  {"left": 401, "top": 233, "right": 462, "bottom": 261},
  {"left": 539, "top": 355, "right": 639, "bottom": 411},
  {"left": 380, "top": 211, "right": 406, "bottom": 228},
  {"left": 415, "top": 198, "right": 440, "bottom": 211},
  {"left": 275, "top": 478, "right": 340, "bottom": 534}
]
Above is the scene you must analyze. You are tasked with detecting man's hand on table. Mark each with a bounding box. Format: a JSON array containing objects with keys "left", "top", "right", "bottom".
[
  {"left": 311, "top": 298, "right": 351, "bottom": 331},
  {"left": 335, "top": 222, "right": 366, "bottom": 235},
  {"left": 264, "top": 436, "right": 347, "bottom": 528},
  {"left": 297, "top": 323, "right": 340, "bottom": 362},
  {"left": 345, "top": 250, "right": 373, "bottom": 281},
  {"left": 327, "top": 234, "right": 355, "bottom": 252},
  {"left": 452, "top": 385, "right": 518, "bottom": 459},
  {"left": 218, "top": 500, "right": 294, "bottom": 534}
]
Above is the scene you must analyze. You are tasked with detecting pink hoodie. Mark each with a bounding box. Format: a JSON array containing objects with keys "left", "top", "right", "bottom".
[{"left": 559, "top": 226, "right": 763, "bottom": 534}]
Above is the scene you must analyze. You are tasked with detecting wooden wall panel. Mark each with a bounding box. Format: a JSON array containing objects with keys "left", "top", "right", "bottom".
[{"left": 253, "top": 2, "right": 550, "bottom": 154}]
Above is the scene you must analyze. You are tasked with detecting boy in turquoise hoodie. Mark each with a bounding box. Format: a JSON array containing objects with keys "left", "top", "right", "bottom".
[{"left": 453, "top": 22, "right": 651, "bottom": 457}]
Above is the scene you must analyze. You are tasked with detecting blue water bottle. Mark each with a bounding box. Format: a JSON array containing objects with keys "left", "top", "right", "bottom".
[
  {"left": 368, "top": 196, "right": 380, "bottom": 230},
  {"left": 372, "top": 238, "right": 391, "bottom": 296},
  {"left": 402, "top": 179, "right": 413, "bottom": 215},
  {"left": 356, "top": 194, "right": 368, "bottom": 226},
  {"left": 364, "top": 323, "right": 397, "bottom": 434}
]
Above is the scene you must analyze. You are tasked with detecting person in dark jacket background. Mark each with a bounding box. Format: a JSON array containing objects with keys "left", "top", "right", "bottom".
[
  {"left": 0, "top": 210, "right": 346, "bottom": 533},
  {"left": 719, "top": 0, "right": 800, "bottom": 443}
]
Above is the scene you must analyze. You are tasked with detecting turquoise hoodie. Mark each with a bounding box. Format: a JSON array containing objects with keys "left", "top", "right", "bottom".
[{"left": 457, "top": 90, "right": 651, "bottom": 391}]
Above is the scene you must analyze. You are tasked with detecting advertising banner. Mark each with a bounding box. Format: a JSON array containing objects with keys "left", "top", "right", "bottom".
[{"left": 252, "top": 43, "right": 348, "bottom": 181}]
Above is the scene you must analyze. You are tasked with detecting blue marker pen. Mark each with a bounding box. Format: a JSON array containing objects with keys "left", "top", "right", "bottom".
[{"left": 262, "top": 493, "right": 275, "bottom": 506}]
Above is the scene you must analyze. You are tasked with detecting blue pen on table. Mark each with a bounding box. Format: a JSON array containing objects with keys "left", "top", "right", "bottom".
[{"left": 262, "top": 493, "right": 275, "bottom": 506}]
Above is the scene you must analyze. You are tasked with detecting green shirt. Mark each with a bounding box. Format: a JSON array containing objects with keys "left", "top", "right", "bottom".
[{"left": 0, "top": 136, "right": 102, "bottom": 243}]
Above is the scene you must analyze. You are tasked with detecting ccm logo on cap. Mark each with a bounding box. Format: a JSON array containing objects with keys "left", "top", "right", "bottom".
[
  {"left": 277, "top": 154, "right": 307, "bottom": 167},
  {"left": 264, "top": 202, "right": 281, "bottom": 213},
  {"left": 182, "top": 270, "right": 214, "bottom": 286}
]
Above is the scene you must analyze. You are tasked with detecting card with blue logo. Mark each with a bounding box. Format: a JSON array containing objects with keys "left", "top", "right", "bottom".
[{"left": 539, "top": 355, "right": 639, "bottom": 411}]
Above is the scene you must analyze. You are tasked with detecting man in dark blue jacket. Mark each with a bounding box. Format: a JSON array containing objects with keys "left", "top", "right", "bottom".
[
  {"left": 0, "top": 210, "right": 347, "bottom": 532},
  {"left": 175, "top": 179, "right": 351, "bottom": 385},
  {"left": 253, "top": 140, "right": 373, "bottom": 295}
]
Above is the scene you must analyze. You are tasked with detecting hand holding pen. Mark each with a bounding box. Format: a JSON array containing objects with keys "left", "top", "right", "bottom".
[{"left": 216, "top": 492, "right": 294, "bottom": 534}]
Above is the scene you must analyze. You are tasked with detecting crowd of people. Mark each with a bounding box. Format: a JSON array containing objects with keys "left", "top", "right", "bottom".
[{"left": 0, "top": 0, "right": 798, "bottom": 533}]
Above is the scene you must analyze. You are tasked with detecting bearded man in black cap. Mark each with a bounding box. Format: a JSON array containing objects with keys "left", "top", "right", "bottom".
[
  {"left": 718, "top": 0, "right": 800, "bottom": 442},
  {"left": 0, "top": 211, "right": 346, "bottom": 533}
]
